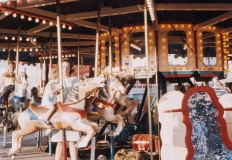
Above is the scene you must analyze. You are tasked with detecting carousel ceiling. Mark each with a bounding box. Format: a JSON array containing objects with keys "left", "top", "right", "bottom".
[{"left": 0, "top": 0, "right": 231, "bottom": 64}]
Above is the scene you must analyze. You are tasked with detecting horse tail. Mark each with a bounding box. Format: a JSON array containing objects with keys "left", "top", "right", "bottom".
[{"left": 11, "top": 111, "right": 21, "bottom": 128}]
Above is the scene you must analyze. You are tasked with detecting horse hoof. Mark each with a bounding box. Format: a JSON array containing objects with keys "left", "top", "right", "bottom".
[
  {"left": 8, "top": 149, "right": 12, "bottom": 157},
  {"left": 11, "top": 156, "right": 15, "bottom": 160}
]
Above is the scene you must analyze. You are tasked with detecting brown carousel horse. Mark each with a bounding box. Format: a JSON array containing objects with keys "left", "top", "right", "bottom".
[{"left": 87, "top": 74, "right": 139, "bottom": 136}]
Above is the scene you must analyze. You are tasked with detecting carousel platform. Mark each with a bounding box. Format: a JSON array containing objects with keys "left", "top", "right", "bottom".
[{"left": 0, "top": 131, "right": 66, "bottom": 160}]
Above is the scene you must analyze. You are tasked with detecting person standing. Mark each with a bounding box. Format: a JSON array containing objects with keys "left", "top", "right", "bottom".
[{"left": 51, "top": 58, "right": 80, "bottom": 160}]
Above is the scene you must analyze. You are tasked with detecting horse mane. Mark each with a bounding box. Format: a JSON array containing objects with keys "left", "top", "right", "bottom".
[
  {"left": 65, "top": 82, "right": 80, "bottom": 103},
  {"left": 30, "top": 87, "right": 38, "bottom": 99},
  {"left": 98, "top": 74, "right": 110, "bottom": 99}
]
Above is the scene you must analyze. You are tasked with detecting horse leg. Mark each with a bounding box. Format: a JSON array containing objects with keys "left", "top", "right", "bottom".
[
  {"left": 16, "top": 136, "right": 23, "bottom": 154},
  {"left": 9, "top": 126, "right": 38, "bottom": 156},
  {"left": 70, "top": 119, "right": 98, "bottom": 148},
  {"left": 100, "top": 108, "right": 125, "bottom": 136}
]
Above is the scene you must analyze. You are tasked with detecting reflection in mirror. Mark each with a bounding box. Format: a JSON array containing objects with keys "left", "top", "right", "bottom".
[
  {"left": 129, "top": 32, "right": 147, "bottom": 69},
  {"left": 105, "top": 39, "right": 116, "bottom": 66},
  {"left": 188, "top": 92, "right": 232, "bottom": 159},
  {"left": 129, "top": 32, "right": 145, "bottom": 56},
  {"left": 167, "top": 31, "right": 187, "bottom": 65},
  {"left": 202, "top": 32, "right": 216, "bottom": 65}
]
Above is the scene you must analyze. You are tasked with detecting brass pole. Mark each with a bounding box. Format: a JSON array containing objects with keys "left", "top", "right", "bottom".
[
  {"left": 108, "top": 16, "right": 112, "bottom": 74},
  {"left": 78, "top": 25, "right": 80, "bottom": 78},
  {"left": 144, "top": 2, "right": 153, "bottom": 160},
  {"left": 7, "top": 39, "right": 11, "bottom": 62},
  {"left": 94, "top": 2, "right": 101, "bottom": 77},
  {"left": 56, "top": 0, "right": 66, "bottom": 160},
  {"left": 49, "top": 30, "right": 53, "bottom": 73},
  {"left": 15, "top": 25, "right": 21, "bottom": 76}
]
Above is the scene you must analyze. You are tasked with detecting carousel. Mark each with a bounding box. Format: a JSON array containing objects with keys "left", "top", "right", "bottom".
[{"left": 0, "top": 0, "right": 232, "bottom": 160}]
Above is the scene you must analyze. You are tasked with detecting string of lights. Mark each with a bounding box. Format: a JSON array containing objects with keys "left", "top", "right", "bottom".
[{"left": 0, "top": 6, "right": 74, "bottom": 30}]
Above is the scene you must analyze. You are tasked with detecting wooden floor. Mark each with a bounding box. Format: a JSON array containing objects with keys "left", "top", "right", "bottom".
[{"left": 0, "top": 130, "right": 71, "bottom": 160}]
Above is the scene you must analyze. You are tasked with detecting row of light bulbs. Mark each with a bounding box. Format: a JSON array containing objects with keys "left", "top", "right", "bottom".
[
  {"left": 4, "top": 11, "right": 72, "bottom": 30},
  {"left": 146, "top": 0, "right": 155, "bottom": 21},
  {"left": 4, "top": 36, "right": 36, "bottom": 42},
  {"left": 39, "top": 54, "right": 76, "bottom": 59},
  {"left": 2, "top": 48, "right": 40, "bottom": 52}
]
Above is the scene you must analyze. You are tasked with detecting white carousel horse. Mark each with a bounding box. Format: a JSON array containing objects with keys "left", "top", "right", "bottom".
[
  {"left": 157, "top": 91, "right": 187, "bottom": 160},
  {"left": 9, "top": 71, "right": 29, "bottom": 112},
  {"left": 8, "top": 74, "right": 126, "bottom": 157},
  {"left": 158, "top": 87, "right": 232, "bottom": 160},
  {"left": 87, "top": 74, "right": 137, "bottom": 136}
]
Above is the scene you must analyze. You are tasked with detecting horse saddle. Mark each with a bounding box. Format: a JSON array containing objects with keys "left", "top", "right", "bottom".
[
  {"left": 28, "top": 103, "right": 62, "bottom": 121},
  {"left": 28, "top": 102, "right": 87, "bottom": 122}
]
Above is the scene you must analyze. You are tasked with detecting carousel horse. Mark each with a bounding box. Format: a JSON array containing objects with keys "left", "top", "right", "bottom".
[
  {"left": 8, "top": 74, "right": 126, "bottom": 157},
  {"left": 87, "top": 74, "right": 138, "bottom": 136},
  {"left": 158, "top": 87, "right": 232, "bottom": 160},
  {"left": 0, "top": 72, "right": 28, "bottom": 131},
  {"left": 9, "top": 71, "right": 29, "bottom": 112}
]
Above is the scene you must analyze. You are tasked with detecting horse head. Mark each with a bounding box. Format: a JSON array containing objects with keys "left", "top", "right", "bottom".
[{"left": 106, "top": 74, "right": 126, "bottom": 95}]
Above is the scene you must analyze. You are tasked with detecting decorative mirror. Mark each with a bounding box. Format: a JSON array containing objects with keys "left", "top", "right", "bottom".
[
  {"left": 202, "top": 31, "right": 216, "bottom": 65},
  {"left": 129, "top": 32, "right": 147, "bottom": 69},
  {"left": 183, "top": 87, "right": 232, "bottom": 159},
  {"left": 167, "top": 31, "right": 187, "bottom": 65}
]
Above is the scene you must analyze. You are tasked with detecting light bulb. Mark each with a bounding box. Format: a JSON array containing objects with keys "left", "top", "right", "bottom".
[
  {"left": 4, "top": 11, "right": 9, "bottom": 16},
  {"left": 4, "top": 36, "right": 8, "bottom": 40},
  {"left": 35, "top": 48, "right": 38, "bottom": 52},
  {"left": 13, "top": 48, "right": 16, "bottom": 52},
  {"left": 20, "top": 15, "right": 24, "bottom": 19},
  {"left": 12, "top": 36, "right": 15, "bottom": 41},
  {"left": 62, "top": 24, "right": 66, "bottom": 29},
  {"left": 33, "top": 38, "right": 36, "bottom": 42},
  {"left": 13, "top": 13, "right": 17, "bottom": 18},
  {"left": 49, "top": 21, "right": 53, "bottom": 26},
  {"left": 19, "top": 48, "right": 22, "bottom": 51},
  {"left": 42, "top": 20, "right": 46, "bottom": 24},
  {"left": 3, "top": 48, "right": 5, "bottom": 52},
  {"left": 28, "top": 16, "right": 32, "bottom": 21},
  {"left": 24, "top": 48, "right": 27, "bottom": 51},
  {"left": 26, "top": 37, "right": 29, "bottom": 41},
  {"left": 30, "top": 48, "right": 33, "bottom": 51},
  {"left": 20, "top": 37, "right": 22, "bottom": 41},
  {"left": 35, "top": 18, "right": 39, "bottom": 23},
  {"left": 68, "top": 26, "right": 72, "bottom": 30}
]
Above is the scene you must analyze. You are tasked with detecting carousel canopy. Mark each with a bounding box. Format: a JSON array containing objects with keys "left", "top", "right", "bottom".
[{"left": 0, "top": 0, "right": 231, "bottom": 64}]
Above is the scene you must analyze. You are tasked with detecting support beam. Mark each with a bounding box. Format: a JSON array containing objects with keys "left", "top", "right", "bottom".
[
  {"left": 27, "top": 23, "right": 55, "bottom": 34},
  {"left": 202, "top": 32, "right": 215, "bottom": 39},
  {"left": 194, "top": 11, "right": 232, "bottom": 30},
  {"left": 65, "top": 4, "right": 232, "bottom": 21},
  {"left": 16, "top": 0, "right": 79, "bottom": 9},
  {"left": 21, "top": 8, "right": 122, "bottom": 33},
  {"left": 0, "top": 12, "right": 11, "bottom": 20},
  {"left": 74, "top": 20, "right": 122, "bottom": 34},
  {"left": 66, "top": 6, "right": 144, "bottom": 20},
  {"left": 0, "top": 41, "right": 96, "bottom": 48},
  {"left": 220, "top": 27, "right": 232, "bottom": 33},
  {"left": 0, "top": 29, "right": 96, "bottom": 40},
  {"left": 155, "top": 3, "right": 232, "bottom": 11}
]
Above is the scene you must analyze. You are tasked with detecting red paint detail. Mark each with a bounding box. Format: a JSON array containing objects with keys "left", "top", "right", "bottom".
[
  {"left": 132, "top": 134, "right": 160, "bottom": 153},
  {"left": 199, "top": 74, "right": 220, "bottom": 77},
  {"left": 17, "top": 0, "right": 23, "bottom": 5},
  {"left": 163, "top": 74, "right": 192, "bottom": 78},
  {"left": 182, "top": 86, "right": 232, "bottom": 160},
  {"left": 27, "top": 0, "right": 33, "bottom": 3},
  {"left": 7, "top": 1, "right": 12, "bottom": 6}
]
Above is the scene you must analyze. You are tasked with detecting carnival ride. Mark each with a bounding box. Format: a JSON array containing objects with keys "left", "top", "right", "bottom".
[{"left": 0, "top": 0, "right": 232, "bottom": 160}]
